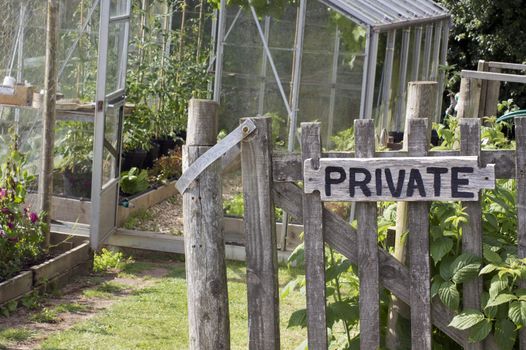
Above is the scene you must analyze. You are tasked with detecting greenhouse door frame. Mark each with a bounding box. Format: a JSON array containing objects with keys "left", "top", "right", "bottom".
[{"left": 90, "top": 0, "right": 131, "bottom": 250}]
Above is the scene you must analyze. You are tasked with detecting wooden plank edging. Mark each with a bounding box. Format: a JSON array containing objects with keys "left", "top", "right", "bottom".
[
  {"left": 0, "top": 271, "right": 33, "bottom": 305},
  {"left": 31, "top": 241, "right": 91, "bottom": 286},
  {"left": 0, "top": 241, "right": 91, "bottom": 306}
]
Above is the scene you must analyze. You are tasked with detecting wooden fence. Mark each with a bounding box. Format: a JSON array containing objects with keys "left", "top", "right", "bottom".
[{"left": 183, "top": 84, "right": 526, "bottom": 349}]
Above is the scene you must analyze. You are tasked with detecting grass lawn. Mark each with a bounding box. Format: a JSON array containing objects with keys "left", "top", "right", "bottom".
[{"left": 34, "top": 260, "right": 306, "bottom": 350}]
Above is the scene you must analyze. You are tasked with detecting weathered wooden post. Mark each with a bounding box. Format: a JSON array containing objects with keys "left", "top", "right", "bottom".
[
  {"left": 39, "top": 0, "right": 59, "bottom": 248},
  {"left": 458, "top": 74, "right": 485, "bottom": 350},
  {"left": 477, "top": 60, "right": 501, "bottom": 118},
  {"left": 516, "top": 117, "right": 526, "bottom": 349},
  {"left": 355, "top": 119, "right": 380, "bottom": 349},
  {"left": 457, "top": 77, "right": 482, "bottom": 119},
  {"left": 183, "top": 99, "right": 230, "bottom": 350},
  {"left": 301, "top": 122, "right": 328, "bottom": 350},
  {"left": 388, "top": 81, "right": 436, "bottom": 349},
  {"left": 241, "top": 116, "right": 280, "bottom": 349}
]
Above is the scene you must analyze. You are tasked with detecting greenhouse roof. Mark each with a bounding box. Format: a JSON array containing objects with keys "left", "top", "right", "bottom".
[{"left": 323, "top": 0, "right": 450, "bottom": 30}]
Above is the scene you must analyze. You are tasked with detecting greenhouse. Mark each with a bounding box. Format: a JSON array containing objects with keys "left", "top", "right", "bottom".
[
  {"left": 213, "top": 0, "right": 451, "bottom": 148},
  {"left": 0, "top": 0, "right": 131, "bottom": 247}
]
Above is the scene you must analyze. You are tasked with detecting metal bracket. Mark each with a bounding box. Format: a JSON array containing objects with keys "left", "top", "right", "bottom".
[{"left": 176, "top": 119, "right": 257, "bottom": 194}]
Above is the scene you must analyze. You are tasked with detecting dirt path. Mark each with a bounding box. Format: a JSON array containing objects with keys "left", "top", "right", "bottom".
[{"left": 0, "top": 262, "right": 180, "bottom": 350}]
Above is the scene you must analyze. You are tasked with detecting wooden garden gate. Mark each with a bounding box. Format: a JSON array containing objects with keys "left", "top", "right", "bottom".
[{"left": 182, "top": 80, "right": 526, "bottom": 349}]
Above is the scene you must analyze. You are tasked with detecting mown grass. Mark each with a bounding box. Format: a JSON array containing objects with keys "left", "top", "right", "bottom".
[
  {"left": 40, "top": 262, "right": 306, "bottom": 350},
  {"left": 0, "top": 327, "right": 34, "bottom": 349}
]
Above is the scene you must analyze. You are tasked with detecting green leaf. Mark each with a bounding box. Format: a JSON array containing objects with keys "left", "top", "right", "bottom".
[
  {"left": 438, "top": 281, "right": 460, "bottom": 311},
  {"left": 452, "top": 263, "right": 481, "bottom": 284},
  {"left": 489, "top": 275, "right": 509, "bottom": 299},
  {"left": 326, "top": 301, "right": 359, "bottom": 323},
  {"left": 483, "top": 245, "right": 503, "bottom": 264},
  {"left": 325, "top": 259, "right": 352, "bottom": 281},
  {"left": 293, "top": 339, "right": 308, "bottom": 350},
  {"left": 439, "top": 255, "right": 455, "bottom": 281},
  {"left": 508, "top": 301, "right": 523, "bottom": 325},
  {"left": 280, "top": 279, "right": 298, "bottom": 300},
  {"left": 486, "top": 294, "right": 517, "bottom": 307},
  {"left": 479, "top": 264, "right": 498, "bottom": 275},
  {"left": 448, "top": 309, "right": 485, "bottom": 330},
  {"left": 468, "top": 319, "right": 492, "bottom": 343},
  {"left": 450, "top": 253, "right": 481, "bottom": 275},
  {"left": 495, "top": 318, "right": 517, "bottom": 350},
  {"left": 486, "top": 293, "right": 517, "bottom": 308},
  {"left": 287, "top": 309, "right": 307, "bottom": 328},
  {"left": 431, "top": 276, "right": 444, "bottom": 298},
  {"left": 431, "top": 237, "right": 454, "bottom": 265},
  {"left": 287, "top": 243, "right": 304, "bottom": 267},
  {"left": 508, "top": 301, "right": 526, "bottom": 326}
]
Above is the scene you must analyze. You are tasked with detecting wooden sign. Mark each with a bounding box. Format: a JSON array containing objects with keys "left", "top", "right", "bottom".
[{"left": 303, "top": 156, "right": 495, "bottom": 202}]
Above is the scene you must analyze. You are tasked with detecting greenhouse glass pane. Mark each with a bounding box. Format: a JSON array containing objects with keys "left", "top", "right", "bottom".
[
  {"left": 110, "top": 0, "right": 128, "bottom": 17},
  {"left": 105, "top": 21, "right": 127, "bottom": 94}
]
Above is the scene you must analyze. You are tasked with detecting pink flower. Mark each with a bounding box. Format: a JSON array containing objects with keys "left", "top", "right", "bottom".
[
  {"left": 0, "top": 188, "right": 6, "bottom": 198},
  {"left": 1, "top": 208, "right": 10, "bottom": 215},
  {"left": 29, "top": 212, "right": 38, "bottom": 223}
]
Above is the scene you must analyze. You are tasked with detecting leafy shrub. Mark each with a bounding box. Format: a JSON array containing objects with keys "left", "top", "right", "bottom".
[
  {"left": 120, "top": 167, "right": 150, "bottom": 195},
  {"left": 223, "top": 192, "right": 283, "bottom": 221},
  {"left": 149, "top": 150, "right": 182, "bottom": 183},
  {"left": 0, "top": 137, "right": 46, "bottom": 282},
  {"left": 93, "top": 248, "right": 132, "bottom": 273}
]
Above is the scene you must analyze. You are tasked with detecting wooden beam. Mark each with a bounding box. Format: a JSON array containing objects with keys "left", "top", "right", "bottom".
[
  {"left": 273, "top": 150, "right": 515, "bottom": 182},
  {"left": 461, "top": 70, "right": 526, "bottom": 84},
  {"left": 183, "top": 99, "right": 230, "bottom": 350},
  {"left": 355, "top": 119, "right": 380, "bottom": 349},
  {"left": 241, "top": 117, "right": 280, "bottom": 349},
  {"left": 515, "top": 117, "right": 526, "bottom": 349},
  {"left": 301, "top": 123, "right": 328, "bottom": 349}
]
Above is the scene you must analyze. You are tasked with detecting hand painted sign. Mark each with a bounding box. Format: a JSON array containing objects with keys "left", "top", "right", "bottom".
[{"left": 303, "top": 156, "right": 495, "bottom": 201}]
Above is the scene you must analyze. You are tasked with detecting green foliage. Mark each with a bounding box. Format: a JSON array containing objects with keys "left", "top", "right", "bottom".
[
  {"left": 120, "top": 167, "right": 150, "bottom": 195},
  {"left": 149, "top": 150, "right": 182, "bottom": 184},
  {"left": 284, "top": 244, "right": 365, "bottom": 348},
  {"left": 330, "top": 127, "right": 355, "bottom": 151},
  {"left": 55, "top": 121, "right": 93, "bottom": 173},
  {"left": 223, "top": 192, "right": 283, "bottom": 221},
  {"left": 438, "top": 0, "right": 526, "bottom": 106},
  {"left": 0, "top": 134, "right": 46, "bottom": 282},
  {"left": 93, "top": 248, "right": 132, "bottom": 273},
  {"left": 125, "top": 1, "right": 210, "bottom": 150},
  {"left": 30, "top": 308, "right": 59, "bottom": 324}
]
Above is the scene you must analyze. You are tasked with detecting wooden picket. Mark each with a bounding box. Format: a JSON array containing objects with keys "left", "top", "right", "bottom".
[{"left": 184, "top": 96, "right": 526, "bottom": 349}]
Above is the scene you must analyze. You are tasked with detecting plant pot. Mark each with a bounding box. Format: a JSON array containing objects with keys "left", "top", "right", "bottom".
[
  {"left": 174, "top": 130, "right": 186, "bottom": 147},
  {"left": 63, "top": 169, "right": 92, "bottom": 199},
  {"left": 122, "top": 149, "right": 147, "bottom": 172},
  {"left": 144, "top": 142, "right": 160, "bottom": 169},
  {"left": 155, "top": 137, "right": 176, "bottom": 156}
]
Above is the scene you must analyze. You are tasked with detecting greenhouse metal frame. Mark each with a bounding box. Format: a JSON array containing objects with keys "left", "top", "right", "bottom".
[{"left": 212, "top": 0, "right": 451, "bottom": 148}]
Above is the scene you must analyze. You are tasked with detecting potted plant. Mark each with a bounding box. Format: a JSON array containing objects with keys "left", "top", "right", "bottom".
[
  {"left": 55, "top": 121, "right": 93, "bottom": 198},
  {"left": 122, "top": 105, "right": 152, "bottom": 171}
]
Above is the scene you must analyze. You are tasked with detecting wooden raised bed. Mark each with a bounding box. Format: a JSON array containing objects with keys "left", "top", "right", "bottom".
[
  {"left": 0, "top": 240, "right": 92, "bottom": 306},
  {"left": 27, "top": 180, "right": 178, "bottom": 226}
]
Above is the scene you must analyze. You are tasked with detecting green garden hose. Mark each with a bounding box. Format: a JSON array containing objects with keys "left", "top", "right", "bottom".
[{"left": 496, "top": 109, "right": 526, "bottom": 123}]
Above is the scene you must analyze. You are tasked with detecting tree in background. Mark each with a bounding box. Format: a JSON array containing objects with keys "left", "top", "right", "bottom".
[{"left": 439, "top": 0, "right": 526, "bottom": 106}]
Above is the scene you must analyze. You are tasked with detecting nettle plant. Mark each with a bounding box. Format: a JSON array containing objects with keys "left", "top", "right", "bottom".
[{"left": 0, "top": 137, "right": 46, "bottom": 282}]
